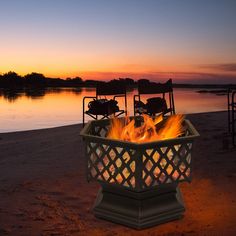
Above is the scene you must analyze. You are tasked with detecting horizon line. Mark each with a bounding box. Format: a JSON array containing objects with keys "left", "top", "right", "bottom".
[{"left": 1, "top": 70, "right": 236, "bottom": 85}]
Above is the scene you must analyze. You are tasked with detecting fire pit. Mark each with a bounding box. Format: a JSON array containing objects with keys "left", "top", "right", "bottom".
[{"left": 80, "top": 115, "right": 199, "bottom": 229}]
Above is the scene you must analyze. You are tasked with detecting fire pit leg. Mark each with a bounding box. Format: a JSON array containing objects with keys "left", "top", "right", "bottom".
[{"left": 93, "top": 183, "right": 185, "bottom": 229}]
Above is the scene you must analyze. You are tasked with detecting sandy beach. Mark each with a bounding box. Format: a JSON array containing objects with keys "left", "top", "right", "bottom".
[{"left": 0, "top": 111, "right": 236, "bottom": 236}]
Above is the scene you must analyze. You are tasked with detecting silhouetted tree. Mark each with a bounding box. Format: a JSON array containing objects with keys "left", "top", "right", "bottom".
[
  {"left": 0, "top": 71, "right": 141, "bottom": 89},
  {"left": 124, "top": 78, "right": 134, "bottom": 84},
  {"left": 70, "top": 77, "right": 83, "bottom": 86},
  {"left": 0, "top": 74, "right": 3, "bottom": 86},
  {"left": 73, "top": 76, "right": 82, "bottom": 82},
  {"left": 1, "top": 71, "right": 23, "bottom": 88},
  {"left": 24, "top": 72, "right": 47, "bottom": 87},
  {"left": 84, "top": 80, "right": 99, "bottom": 87},
  {"left": 138, "top": 79, "right": 150, "bottom": 87},
  {"left": 63, "top": 77, "right": 83, "bottom": 87}
]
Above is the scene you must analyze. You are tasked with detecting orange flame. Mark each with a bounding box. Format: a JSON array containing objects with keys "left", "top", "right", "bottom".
[{"left": 108, "top": 114, "right": 185, "bottom": 143}]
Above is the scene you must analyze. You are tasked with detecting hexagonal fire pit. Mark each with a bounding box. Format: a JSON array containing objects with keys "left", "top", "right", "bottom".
[{"left": 80, "top": 116, "right": 199, "bottom": 229}]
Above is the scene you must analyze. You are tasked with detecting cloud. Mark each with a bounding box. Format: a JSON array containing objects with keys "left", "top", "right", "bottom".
[{"left": 199, "top": 63, "right": 236, "bottom": 72}]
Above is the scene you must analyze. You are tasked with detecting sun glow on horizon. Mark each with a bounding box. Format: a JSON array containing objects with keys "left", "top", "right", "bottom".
[{"left": 0, "top": 1, "right": 236, "bottom": 83}]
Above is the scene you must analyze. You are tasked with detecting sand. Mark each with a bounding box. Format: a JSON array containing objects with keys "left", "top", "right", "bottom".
[{"left": 0, "top": 111, "right": 236, "bottom": 236}]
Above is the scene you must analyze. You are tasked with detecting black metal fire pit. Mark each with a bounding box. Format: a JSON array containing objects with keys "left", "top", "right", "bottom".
[{"left": 80, "top": 116, "right": 199, "bottom": 229}]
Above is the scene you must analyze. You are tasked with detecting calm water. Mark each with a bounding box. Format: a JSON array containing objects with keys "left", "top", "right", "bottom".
[{"left": 0, "top": 87, "right": 227, "bottom": 133}]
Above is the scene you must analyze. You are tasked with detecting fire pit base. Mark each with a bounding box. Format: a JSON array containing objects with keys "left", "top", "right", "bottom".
[{"left": 93, "top": 183, "right": 185, "bottom": 229}]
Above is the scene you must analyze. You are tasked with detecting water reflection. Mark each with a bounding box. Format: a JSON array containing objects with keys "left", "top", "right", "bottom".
[
  {"left": 0, "top": 87, "right": 227, "bottom": 133},
  {"left": 0, "top": 88, "right": 82, "bottom": 102},
  {"left": 0, "top": 89, "right": 24, "bottom": 102}
]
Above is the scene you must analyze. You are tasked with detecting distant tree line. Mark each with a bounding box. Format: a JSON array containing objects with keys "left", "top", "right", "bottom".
[
  {"left": 0, "top": 71, "right": 137, "bottom": 89},
  {"left": 1, "top": 71, "right": 235, "bottom": 90}
]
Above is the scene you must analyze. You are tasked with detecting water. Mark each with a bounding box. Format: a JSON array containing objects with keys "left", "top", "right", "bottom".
[{"left": 0, "top": 87, "right": 227, "bottom": 133}]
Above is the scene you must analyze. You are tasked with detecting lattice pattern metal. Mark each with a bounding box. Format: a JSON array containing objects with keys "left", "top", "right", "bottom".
[
  {"left": 142, "top": 143, "right": 192, "bottom": 188},
  {"left": 81, "top": 118, "right": 198, "bottom": 192},
  {"left": 87, "top": 142, "right": 136, "bottom": 188}
]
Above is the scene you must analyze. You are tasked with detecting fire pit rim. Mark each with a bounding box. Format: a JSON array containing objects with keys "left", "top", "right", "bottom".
[{"left": 80, "top": 118, "right": 200, "bottom": 147}]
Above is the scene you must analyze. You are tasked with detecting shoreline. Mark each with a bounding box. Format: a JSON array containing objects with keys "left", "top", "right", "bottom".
[{"left": 0, "top": 110, "right": 228, "bottom": 135}]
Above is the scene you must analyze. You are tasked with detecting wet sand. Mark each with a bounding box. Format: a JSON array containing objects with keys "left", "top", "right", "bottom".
[{"left": 0, "top": 111, "right": 236, "bottom": 235}]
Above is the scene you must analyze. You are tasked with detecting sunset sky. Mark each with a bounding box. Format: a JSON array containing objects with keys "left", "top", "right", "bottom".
[{"left": 0, "top": 0, "right": 236, "bottom": 83}]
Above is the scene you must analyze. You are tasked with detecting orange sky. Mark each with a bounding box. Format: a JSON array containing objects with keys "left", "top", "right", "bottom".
[{"left": 1, "top": 1, "right": 236, "bottom": 83}]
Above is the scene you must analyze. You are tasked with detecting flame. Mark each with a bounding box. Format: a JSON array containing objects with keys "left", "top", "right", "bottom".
[
  {"left": 95, "top": 114, "right": 189, "bottom": 187},
  {"left": 108, "top": 114, "right": 185, "bottom": 143}
]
